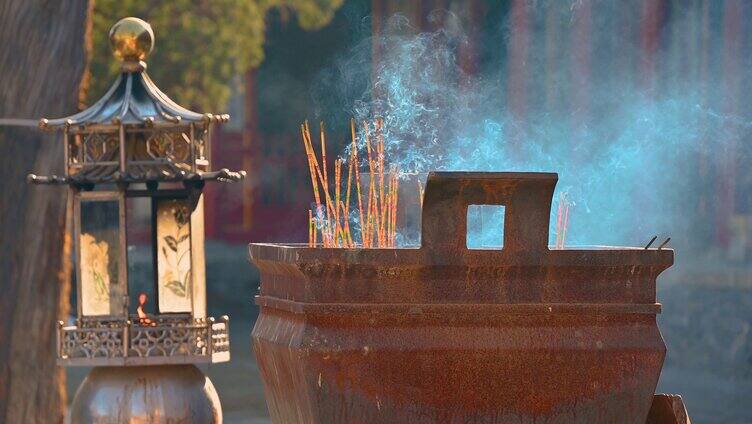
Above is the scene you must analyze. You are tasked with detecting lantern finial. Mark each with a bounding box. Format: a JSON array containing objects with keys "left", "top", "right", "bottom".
[{"left": 109, "top": 17, "right": 154, "bottom": 65}]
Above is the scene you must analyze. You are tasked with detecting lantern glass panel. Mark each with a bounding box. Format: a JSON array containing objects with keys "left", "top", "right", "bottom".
[
  {"left": 78, "top": 197, "right": 126, "bottom": 316},
  {"left": 156, "top": 198, "right": 193, "bottom": 313},
  {"left": 126, "top": 197, "right": 156, "bottom": 314}
]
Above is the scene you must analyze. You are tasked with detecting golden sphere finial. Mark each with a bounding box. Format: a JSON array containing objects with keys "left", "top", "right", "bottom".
[{"left": 109, "top": 17, "right": 154, "bottom": 63}]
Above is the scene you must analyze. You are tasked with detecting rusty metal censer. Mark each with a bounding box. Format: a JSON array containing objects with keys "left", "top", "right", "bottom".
[{"left": 250, "top": 172, "right": 691, "bottom": 423}]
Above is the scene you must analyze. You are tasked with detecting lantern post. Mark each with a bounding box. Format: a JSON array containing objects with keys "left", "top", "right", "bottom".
[{"left": 29, "top": 17, "right": 244, "bottom": 423}]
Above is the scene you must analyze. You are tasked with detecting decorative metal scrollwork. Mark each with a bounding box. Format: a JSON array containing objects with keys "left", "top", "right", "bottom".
[
  {"left": 82, "top": 131, "right": 119, "bottom": 163},
  {"left": 128, "top": 325, "right": 208, "bottom": 357},
  {"left": 60, "top": 324, "right": 125, "bottom": 359},
  {"left": 146, "top": 130, "right": 192, "bottom": 165},
  {"left": 58, "top": 317, "right": 227, "bottom": 363}
]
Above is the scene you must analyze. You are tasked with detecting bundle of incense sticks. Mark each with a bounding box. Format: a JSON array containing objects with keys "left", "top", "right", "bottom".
[
  {"left": 554, "top": 192, "right": 571, "bottom": 249},
  {"left": 302, "top": 119, "right": 400, "bottom": 248}
]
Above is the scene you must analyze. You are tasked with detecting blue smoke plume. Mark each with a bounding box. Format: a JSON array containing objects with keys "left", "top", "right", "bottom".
[{"left": 312, "top": 4, "right": 748, "bottom": 253}]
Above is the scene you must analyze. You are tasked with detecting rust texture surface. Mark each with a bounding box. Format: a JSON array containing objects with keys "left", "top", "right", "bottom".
[
  {"left": 646, "top": 394, "right": 692, "bottom": 424},
  {"left": 250, "top": 172, "right": 677, "bottom": 424}
]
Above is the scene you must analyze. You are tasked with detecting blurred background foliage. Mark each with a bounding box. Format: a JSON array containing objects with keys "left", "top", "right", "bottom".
[{"left": 90, "top": 0, "right": 344, "bottom": 111}]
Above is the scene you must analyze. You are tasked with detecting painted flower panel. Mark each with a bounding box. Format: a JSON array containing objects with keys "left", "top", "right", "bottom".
[{"left": 156, "top": 199, "right": 192, "bottom": 313}]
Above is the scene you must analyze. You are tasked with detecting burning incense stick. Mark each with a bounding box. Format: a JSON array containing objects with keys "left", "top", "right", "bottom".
[
  {"left": 305, "top": 119, "right": 401, "bottom": 248},
  {"left": 376, "top": 119, "right": 386, "bottom": 246},
  {"left": 555, "top": 192, "right": 571, "bottom": 249},
  {"left": 308, "top": 209, "right": 314, "bottom": 247},
  {"left": 313, "top": 211, "right": 318, "bottom": 246},
  {"left": 302, "top": 121, "right": 334, "bottom": 246},
  {"left": 391, "top": 171, "right": 399, "bottom": 246},
  {"left": 364, "top": 121, "right": 376, "bottom": 247},
  {"left": 320, "top": 122, "right": 328, "bottom": 189},
  {"left": 350, "top": 120, "right": 365, "bottom": 246},
  {"left": 335, "top": 159, "right": 342, "bottom": 244},
  {"left": 301, "top": 123, "right": 321, "bottom": 213},
  {"left": 417, "top": 179, "right": 424, "bottom": 210}
]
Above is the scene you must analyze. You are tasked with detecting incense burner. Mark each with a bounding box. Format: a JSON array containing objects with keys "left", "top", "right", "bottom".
[{"left": 250, "top": 172, "right": 689, "bottom": 423}]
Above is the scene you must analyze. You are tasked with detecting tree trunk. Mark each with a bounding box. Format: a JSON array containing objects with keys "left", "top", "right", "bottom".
[{"left": 0, "top": 1, "right": 90, "bottom": 423}]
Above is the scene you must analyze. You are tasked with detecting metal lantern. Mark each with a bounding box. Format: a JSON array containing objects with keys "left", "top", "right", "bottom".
[{"left": 29, "top": 17, "right": 243, "bottom": 423}]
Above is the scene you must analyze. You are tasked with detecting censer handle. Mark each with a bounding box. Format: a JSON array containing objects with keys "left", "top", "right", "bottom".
[{"left": 420, "top": 171, "right": 557, "bottom": 255}]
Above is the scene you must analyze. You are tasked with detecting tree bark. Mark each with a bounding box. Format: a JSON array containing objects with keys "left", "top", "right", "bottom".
[{"left": 0, "top": 1, "right": 90, "bottom": 422}]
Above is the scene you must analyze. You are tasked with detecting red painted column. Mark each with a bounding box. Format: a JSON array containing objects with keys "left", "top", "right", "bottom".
[
  {"left": 717, "top": 0, "right": 743, "bottom": 249},
  {"left": 242, "top": 69, "right": 259, "bottom": 235},
  {"left": 639, "top": 0, "right": 664, "bottom": 92},
  {"left": 506, "top": 0, "right": 530, "bottom": 153},
  {"left": 544, "top": 2, "right": 561, "bottom": 113},
  {"left": 458, "top": 0, "right": 482, "bottom": 85},
  {"left": 205, "top": 69, "right": 258, "bottom": 242},
  {"left": 569, "top": 0, "right": 592, "bottom": 146},
  {"left": 697, "top": 0, "right": 711, "bottom": 227}
]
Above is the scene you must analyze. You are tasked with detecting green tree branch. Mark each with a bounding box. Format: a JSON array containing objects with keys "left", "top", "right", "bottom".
[{"left": 91, "top": 0, "right": 343, "bottom": 111}]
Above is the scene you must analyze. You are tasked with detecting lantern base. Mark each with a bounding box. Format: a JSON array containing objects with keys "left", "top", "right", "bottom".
[{"left": 70, "top": 365, "right": 222, "bottom": 423}]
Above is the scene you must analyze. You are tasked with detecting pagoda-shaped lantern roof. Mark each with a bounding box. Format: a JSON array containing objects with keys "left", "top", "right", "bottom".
[
  {"left": 40, "top": 69, "right": 229, "bottom": 129},
  {"left": 30, "top": 17, "right": 243, "bottom": 185},
  {"left": 40, "top": 17, "right": 229, "bottom": 130}
]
